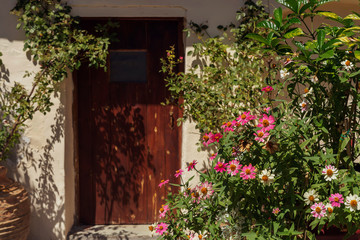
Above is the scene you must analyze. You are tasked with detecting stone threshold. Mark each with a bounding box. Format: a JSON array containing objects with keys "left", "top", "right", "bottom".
[{"left": 67, "top": 225, "right": 157, "bottom": 240}]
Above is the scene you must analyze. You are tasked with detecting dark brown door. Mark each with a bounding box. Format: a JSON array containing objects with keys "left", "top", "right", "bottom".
[{"left": 76, "top": 19, "right": 183, "bottom": 224}]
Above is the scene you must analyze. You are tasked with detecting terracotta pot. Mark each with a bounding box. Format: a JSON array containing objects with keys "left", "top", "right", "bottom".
[{"left": 0, "top": 166, "right": 30, "bottom": 240}]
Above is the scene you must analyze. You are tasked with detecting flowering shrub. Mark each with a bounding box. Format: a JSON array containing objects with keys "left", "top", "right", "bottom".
[{"left": 154, "top": 0, "right": 360, "bottom": 239}]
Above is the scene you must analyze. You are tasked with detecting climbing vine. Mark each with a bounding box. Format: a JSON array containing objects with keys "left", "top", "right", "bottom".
[{"left": 0, "top": 0, "right": 109, "bottom": 160}]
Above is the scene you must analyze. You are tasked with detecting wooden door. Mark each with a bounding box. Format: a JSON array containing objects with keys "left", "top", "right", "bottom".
[{"left": 76, "top": 19, "right": 183, "bottom": 224}]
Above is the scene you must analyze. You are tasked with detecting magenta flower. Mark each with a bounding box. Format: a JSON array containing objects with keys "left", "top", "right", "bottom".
[
  {"left": 214, "top": 161, "right": 228, "bottom": 173},
  {"left": 272, "top": 208, "right": 281, "bottom": 215},
  {"left": 179, "top": 56, "right": 183, "bottom": 61},
  {"left": 159, "top": 204, "right": 170, "bottom": 218},
  {"left": 155, "top": 222, "right": 169, "bottom": 235},
  {"left": 211, "top": 133, "right": 223, "bottom": 143},
  {"left": 209, "top": 153, "right": 218, "bottom": 161},
  {"left": 237, "top": 111, "right": 256, "bottom": 125},
  {"left": 329, "top": 193, "right": 344, "bottom": 207},
  {"left": 261, "top": 86, "right": 274, "bottom": 92},
  {"left": 254, "top": 129, "right": 269, "bottom": 142},
  {"left": 174, "top": 169, "right": 184, "bottom": 178},
  {"left": 202, "top": 132, "right": 214, "bottom": 147},
  {"left": 240, "top": 164, "right": 256, "bottom": 180},
  {"left": 221, "top": 120, "right": 236, "bottom": 132},
  {"left": 158, "top": 179, "right": 169, "bottom": 188},
  {"left": 310, "top": 202, "right": 326, "bottom": 219},
  {"left": 263, "top": 107, "right": 271, "bottom": 113},
  {"left": 257, "top": 114, "right": 275, "bottom": 131},
  {"left": 187, "top": 160, "right": 198, "bottom": 171},
  {"left": 227, "top": 160, "right": 242, "bottom": 176}
]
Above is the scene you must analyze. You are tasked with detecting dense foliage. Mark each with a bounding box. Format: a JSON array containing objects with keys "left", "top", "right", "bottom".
[
  {"left": 0, "top": 0, "right": 108, "bottom": 160},
  {"left": 155, "top": 0, "right": 360, "bottom": 239}
]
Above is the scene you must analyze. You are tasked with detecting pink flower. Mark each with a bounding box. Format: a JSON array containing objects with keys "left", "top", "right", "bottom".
[
  {"left": 329, "top": 193, "right": 344, "bottom": 207},
  {"left": 199, "top": 181, "right": 214, "bottom": 199},
  {"left": 240, "top": 164, "right": 256, "bottom": 180},
  {"left": 202, "top": 132, "right": 214, "bottom": 147},
  {"left": 187, "top": 160, "right": 198, "bottom": 171},
  {"left": 254, "top": 129, "right": 269, "bottom": 142},
  {"left": 211, "top": 133, "right": 223, "bottom": 143},
  {"left": 284, "top": 58, "right": 293, "bottom": 66},
  {"left": 159, "top": 204, "right": 170, "bottom": 218},
  {"left": 190, "top": 188, "right": 201, "bottom": 203},
  {"left": 174, "top": 169, "right": 184, "bottom": 178},
  {"left": 257, "top": 114, "right": 275, "bottom": 131},
  {"left": 227, "top": 160, "right": 242, "bottom": 176},
  {"left": 310, "top": 202, "right": 326, "bottom": 219},
  {"left": 272, "top": 208, "right": 281, "bottom": 215},
  {"left": 237, "top": 111, "right": 256, "bottom": 125},
  {"left": 261, "top": 86, "right": 274, "bottom": 92},
  {"left": 158, "top": 179, "right": 169, "bottom": 188},
  {"left": 179, "top": 56, "right": 183, "bottom": 61},
  {"left": 214, "top": 161, "right": 228, "bottom": 173},
  {"left": 263, "top": 107, "right": 271, "bottom": 113},
  {"left": 209, "top": 153, "right": 218, "bottom": 161},
  {"left": 155, "top": 222, "right": 169, "bottom": 235},
  {"left": 221, "top": 120, "right": 237, "bottom": 132}
]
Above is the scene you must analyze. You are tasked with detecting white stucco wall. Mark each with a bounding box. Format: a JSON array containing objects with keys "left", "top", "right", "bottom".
[{"left": 1, "top": 0, "right": 359, "bottom": 239}]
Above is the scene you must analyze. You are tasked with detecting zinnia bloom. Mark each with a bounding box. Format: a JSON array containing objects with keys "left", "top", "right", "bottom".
[
  {"left": 259, "top": 169, "right": 275, "bottom": 186},
  {"left": 226, "top": 160, "right": 241, "bottom": 176},
  {"left": 345, "top": 194, "right": 360, "bottom": 212},
  {"left": 304, "top": 189, "right": 319, "bottom": 205},
  {"left": 214, "top": 161, "right": 228, "bottom": 173},
  {"left": 341, "top": 59, "right": 354, "bottom": 71},
  {"left": 221, "top": 120, "right": 236, "bottom": 132},
  {"left": 211, "top": 133, "right": 223, "bottom": 143},
  {"left": 300, "top": 100, "right": 309, "bottom": 112},
  {"left": 322, "top": 165, "right": 338, "bottom": 181},
  {"left": 272, "top": 208, "right": 280, "bottom": 215},
  {"left": 240, "top": 164, "right": 256, "bottom": 180},
  {"left": 158, "top": 179, "right": 169, "bottom": 188},
  {"left": 303, "top": 87, "right": 313, "bottom": 97},
  {"left": 254, "top": 129, "right": 269, "bottom": 143},
  {"left": 159, "top": 204, "right": 170, "bottom": 218},
  {"left": 199, "top": 181, "right": 214, "bottom": 199},
  {"left": 209, "top": 153, "right": 218, "bottom": 161},
  {"left": 325, "top": 203, "right": 334, "bottom": 216},
  {"left": 310, "top": 75, "right": 318, "bottom": 83},
  {"left": 329, "top": 193, "right": 344, "bottom": 207},
  {"left": 310, "top": 202, "right": 326, "bottom": 219},
  {"left": 237, "top": 111, "right": 255, "bottom": 125},
  {"left": 174, "top": 169, "right": 184, "bottom": 178},
  {"left": 202, "top": 132, "right": 214, "bottom": 147},
  {"left": 187, "top": 160, "right": 198, "bottom": 171},
  {"left": 257, "top": 114, "right": 275, "bottom": 131},
  {"left": 280, "top": 69, "right": 290, "bottom": 79},
  {"left": 261, "top": 86, "right": 274, "bottom": 92},
  {"left": 155, "top": 222, "right": 169, "bottom": 235}
]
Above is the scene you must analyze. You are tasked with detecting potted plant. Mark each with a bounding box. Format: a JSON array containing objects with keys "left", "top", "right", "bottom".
[{"left": 151, "top": 0, "right": 360, "bottom": 239}]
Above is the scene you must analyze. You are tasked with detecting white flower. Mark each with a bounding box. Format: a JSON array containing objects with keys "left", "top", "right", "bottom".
[
  {"left": 304, "top": 189, "right": 319, "bottom": 205},
  {"left": 300, "top": 100, "right": 309, "bottom": 112},
  {"left": 303, "top": 87, "right": 313, "bottom": 97},
  {"left": 148, "top": 223, "right": 157, "bottom": 237},
  {"left": 341, "top": 59, "right": 354, "bottom": 71},
  {"left": 345, "top": 194, "right": 360, "bottom": 212},
  {"left": 259, "top": 169, "right": 275, "bottom": 186},
  {"left": 280, "top": 69, "right": 290, "bottom": 79},
  {"left": 325, "top": 203, "right": 334, "bottom": 216},
  {"left": 310, "top": 75, "right": 318, "bottom": 83},
  {"left": 321, "top": 165, "right": 338, "bottom": 181}
]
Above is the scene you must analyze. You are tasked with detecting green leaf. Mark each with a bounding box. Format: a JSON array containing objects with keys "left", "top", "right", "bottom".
[
  {"left": 284, "top": 28, "right": 304, "bottom": 38},
  {"left": 277, "top": 0, "right": 299, "bottom": 13},
  {"left": 317, "top": 29, "right": 325, "bottom": 51},
  {"left": 344, "top": 13, "right": 360, "bottom": 20},
  {"left": 319, "top": 49, "right": 334, "bottom": 58},
  {"left": 354, "top": 51, "right": 360, "bottom": 60},
  {"left": 317, "top": 11, "right": 341, "bottom": 20},
  {"left": 257, "top": 20, "right": 279, "bottom": 30},
  {"left": 274, "top": 7, "right": 283, "bottom": 26},
  {"left": 349, "top": 70, "right": 360, "bottom": 77},
  {"left": 246, "top": 33, "right": 268, "bottom": 44},
  {"left": 273, "top": 222, "right": 280, "bottom": 235}
]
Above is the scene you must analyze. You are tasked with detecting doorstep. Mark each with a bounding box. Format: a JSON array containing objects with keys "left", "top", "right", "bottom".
[{"left": 67, "top": 225, "right": 157, "bottom": 240}]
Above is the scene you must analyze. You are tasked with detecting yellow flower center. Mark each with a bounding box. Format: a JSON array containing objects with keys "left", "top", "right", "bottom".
[
  {"left": 149, "top": 226, "right": 154, "bottom": 231},
  {"left": 304, "top": 88, "right": 309, "bottom": 93},
  {"left": 161, "top": 180, "right": 165, "bottom": 183},
  {"left": 351, "top": 200, "right": 358, "bottom": 207},
  {"left": 328, "top": 207, "right": 333, "bottom": 214},
  {"left": 262, "top": 175, "right": 268, "bottom": 181},
  {"left": 227, "top": 122, "right": 232, "bottom": 127},
  {"left": 230, "top": 164, "right": 236, "bottom": 171},
  {"left": 218, "top": 163, "right": 223, "bottom": 168},
  {"left": 176, "top": 170, "right": 180, "bottom": 174},
  {"left": 203, "top": 135, "right": 209, "bottom": 141},
  {"left": 201, "top": 187, "right": 208, "bottom": 195},
  {"left": 160, "top": 207, "right": 164, "bottom": 213},
  {"left": 302, "top": 103, "right": 307, "bottom": 108},
  {"left": 326, "top": 169, "right": 333, "bottom": 177},
  {"left": 214, "top": 135, "right": 220, "bottom": 140},
  {"left": 199, "top": 235, "right": 203, "bottom": 239},
  {"left": 159, "top": 226, "right": 163, "bottom": 230},
  {"left": 334, "top": 197, "right": 339, "bottom": 202},
  {"left": 241, "top": 114, "right": 246, "bottom": 119},
  {"left": 346, "top": 60, "right": 351, "bottom": 66},
  {"left": 315, "top": 207, "right": 321, "bottom": 213},
  {"left": 258, "top": 132, "right": 264, "bottom": 137},
  {"left": 245, "top": 169, "right": 251, "bottom": 174},
  {"left": 309, "top": 195, "right": 315, "bottom": 201},
  {"left": 262, "top": 119, "right": 269, "bottom": 127}
]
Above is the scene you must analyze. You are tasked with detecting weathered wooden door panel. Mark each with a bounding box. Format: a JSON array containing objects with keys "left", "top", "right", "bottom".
[{"left": 77, "top": 19, "right": 183, "bottom": 224}]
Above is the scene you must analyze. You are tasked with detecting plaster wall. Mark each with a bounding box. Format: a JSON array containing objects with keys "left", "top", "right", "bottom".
[{"left": 0, "top": 0, "right": 359, "bottom": 239}]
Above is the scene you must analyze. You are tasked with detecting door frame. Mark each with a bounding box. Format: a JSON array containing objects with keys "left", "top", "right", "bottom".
[{"left": 72, "top": 17, "right": 185, "bottom": 225}]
